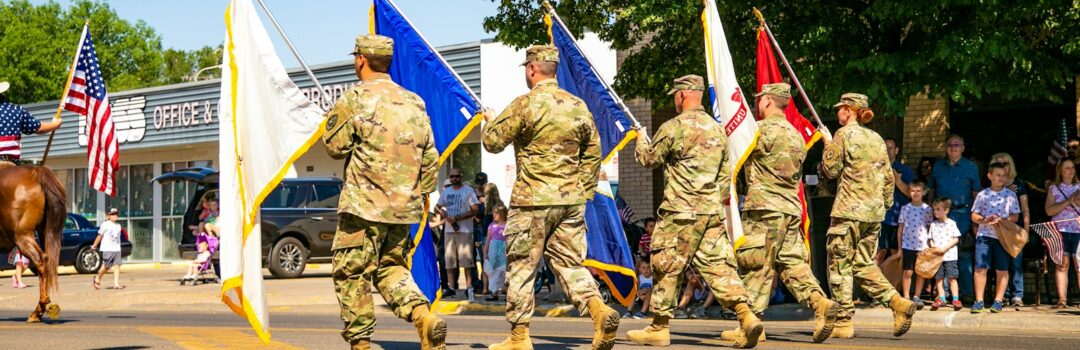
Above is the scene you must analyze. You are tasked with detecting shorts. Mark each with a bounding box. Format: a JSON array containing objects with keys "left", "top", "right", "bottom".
[
  {"left": 102, "top": 251, "right": 122, "bottom": 268},
  {"left": 902, "top": 249, "right": 920, "bottom": 270},
  {"left": 975, "top": 236, "right": 1011, "bottom": 271},
  {"left": 1063, "top": 232, "right": 1080, "bottom": 255},
  {"left": 879, "top": 224, "right": 899, "bottom": 250},
  {"left": 444, "top": 231, "right": 475, "bottom": 269},
  {"left": 936, "top": 260, "right": 959, "bottom": 279}
]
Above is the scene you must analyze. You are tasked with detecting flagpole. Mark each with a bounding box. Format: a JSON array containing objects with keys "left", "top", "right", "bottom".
[
  {"left": 253, "top": 0, "right": 329, "bottom": 109},
  {"left": 543, "top": 2, "right": 645, "bottom": 134},
  {"left": 42, "top": 21, "right": 89, "bottom": 166},
  {"left": 753, "top": 8, "right": 832, "bottom": 141},
  {"left": 380, "top": 0, "right": 483, "bottom": 106}
]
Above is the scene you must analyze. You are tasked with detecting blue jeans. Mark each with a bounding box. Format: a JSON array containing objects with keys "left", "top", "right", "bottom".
[
  {"left": 1006, "top": 250, "right": 1023, "bottom": 300},
  {"left": 949, "top": 208, "right": 975, "bottom": 297}
]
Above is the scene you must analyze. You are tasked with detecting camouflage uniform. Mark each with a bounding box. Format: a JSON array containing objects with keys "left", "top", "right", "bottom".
[
  {"left": 819, "top": 93, "right": 898, "bottom": 321},
  {"left": 322, "top": 35, "right": 440, "bottom": 344},
  {"left": 481, "top": 46, "right": 603, "bottom": 324},
  {"left": 635, "top": 76, "right": 751, "bottom": 318},
  {"left": 736, "top": 84, "right": 828, "bottom": 314}
]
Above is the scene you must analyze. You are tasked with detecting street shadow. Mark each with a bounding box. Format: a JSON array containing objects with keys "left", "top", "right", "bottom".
[
  {"left": 86, "top": 347, "right": 150, "bottom": 350},
  {"left": 0, "top": 317, "right": 79, "bottom": 325},
  {"left": 372, "top": 341, "right": 426, "bottom": 349},
  {"left": 105, "top": 315, "right": 136, "bottom": 319},
  {"left": 264, "top": 272, "right": 332, "bottom": 279}
]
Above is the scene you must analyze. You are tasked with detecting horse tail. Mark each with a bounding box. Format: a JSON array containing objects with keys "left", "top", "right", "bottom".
[{"left": 35, "top": 166, "right": 67, "bottom": 294}]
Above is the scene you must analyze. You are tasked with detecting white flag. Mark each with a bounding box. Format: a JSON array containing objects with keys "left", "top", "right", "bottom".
[
  {"left": 219, "top": 0, "right": 325, "bottom": 342},
  {"left": 702, "top": 0, "right": 759, "bottom": 249}
]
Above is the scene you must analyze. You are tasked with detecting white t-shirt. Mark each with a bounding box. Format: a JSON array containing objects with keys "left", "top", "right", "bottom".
[
  {"left": 438, "top": 185, "right": 479, "bottom": 234},
  {"left": 929, "top": 219, "right": 962, "bottom": 261},
  {"left": 98, "top": 220, "right": 123, "bottom": 252},
  {"left": 898, "top": 202, "right": 932, "bottom": 251},
  {"left": 972, "top": 187, "right": 1021, "bottom": 239}
]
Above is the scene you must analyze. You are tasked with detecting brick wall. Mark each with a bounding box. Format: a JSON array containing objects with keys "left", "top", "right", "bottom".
[
  {"left": 900, "top": 92, "right": 950, "bottom": 164},
  {"left": 1075, "top": 77, "right": 1079, "bottom": 131}
]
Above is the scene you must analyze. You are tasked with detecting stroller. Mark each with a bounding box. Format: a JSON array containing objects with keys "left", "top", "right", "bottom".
[{"left": 180, "top": 233, "right": 220, "bottom": 286}]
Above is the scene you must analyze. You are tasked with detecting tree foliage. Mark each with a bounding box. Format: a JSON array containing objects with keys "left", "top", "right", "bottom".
[
  {"left": 483, "top": 0, "right": 1080, "bottom": 117},
  {"left": 0, "top": 0, "right": 221, "bottom": 103}
]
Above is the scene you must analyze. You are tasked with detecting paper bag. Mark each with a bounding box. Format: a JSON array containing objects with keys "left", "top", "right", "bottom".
[
  {"left": 994, "top": 219, "right": 1028, "bottom": 258},
  {"left": 882, "top": 252, "right": 903, "bottom": 288},
  {"left": 915, "top": 248, "right": 944, "bottom": 279}
]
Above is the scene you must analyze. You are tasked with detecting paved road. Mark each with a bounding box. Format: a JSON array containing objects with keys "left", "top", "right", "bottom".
[{"left": 3, "top": 308, "right": 1080, "bottom": 349}]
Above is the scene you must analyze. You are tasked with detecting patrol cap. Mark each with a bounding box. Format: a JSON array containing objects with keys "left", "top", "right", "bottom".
[
  {"left": 754, "top": 83, "right": 791, "bottom": 99},
  {"left": 833, "top": 93, "right": 869, "bottom": 108},
  {"left": 520, "top": 45, "right": 559, "bottom": 66},
  {"left": 666, "top": 75, "right": 706, "bottom": 95},
  {"left": 0, "top": 81, "right": 9, "bottom": 95},
  {"left": 351, "top": 34, "right": 394, "bottom": 57}
]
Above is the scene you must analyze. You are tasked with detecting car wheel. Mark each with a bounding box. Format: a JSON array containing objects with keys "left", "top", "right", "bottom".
[
  {"left": 75, "top": 246, "right": 103, "bottom": 274},
  {"left": 268, "top": 237, "right": 307, "bottom": 279}
]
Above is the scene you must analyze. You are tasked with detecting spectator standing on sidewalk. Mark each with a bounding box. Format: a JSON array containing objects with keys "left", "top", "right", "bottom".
[
  {"left": 1045, "top": 158, "right": 1080, "bottom": 309},
  {"left": 8, "top": 247, "right": 29, "bottom": 288},
  {"left": 970, "top": 162, "right": 1021, "bottom": 313},
  {"left": 92, "top": 208, "right": 125, "bottom": 290},
  {"left": 437, "top": 168, "right": 480, "bottom": 302},
  {"left": 484, "top": 204, "right": 508, "bottom": 301},
  {"left": 927, "top": 134, "right": 982, "bottom": 301},
  {"left": 878, "top": 138, "right": 913, "bottom": 265},
  {"left": 990, "top": 153, "right": 1030, "bottom": 307}
]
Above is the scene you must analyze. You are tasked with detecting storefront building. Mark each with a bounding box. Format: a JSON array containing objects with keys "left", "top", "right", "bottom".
[{"left": 18, "top": 35, "right": 618, "bottom": 263}]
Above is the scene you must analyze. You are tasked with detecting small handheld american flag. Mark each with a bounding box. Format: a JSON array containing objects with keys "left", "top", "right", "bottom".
[
  {"left": 63, "top": 25, "right": 118, "bottom": 196},
  {"left": 1031, "top": 222, "right": 1064, "bottom": 266}
]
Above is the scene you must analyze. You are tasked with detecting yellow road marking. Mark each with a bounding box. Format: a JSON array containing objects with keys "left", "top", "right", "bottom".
[{"left": 139, "top": 326, "right": 303, "bottom": 350}]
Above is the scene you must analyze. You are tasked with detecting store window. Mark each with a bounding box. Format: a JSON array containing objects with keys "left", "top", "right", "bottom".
[
  {"left": 104, "top": 165, "right": 155, "bottom": 261},
  {"left": 58, "top": 168, "right": 97, "bottom": 221}
]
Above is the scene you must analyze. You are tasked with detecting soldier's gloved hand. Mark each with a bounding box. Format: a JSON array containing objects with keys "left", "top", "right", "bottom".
[
  {"left": 480, "top": 107, "right": 497, "bottom": 123},
  {"left": 636, "top": 126, "right": 648, "bottom": 140}
]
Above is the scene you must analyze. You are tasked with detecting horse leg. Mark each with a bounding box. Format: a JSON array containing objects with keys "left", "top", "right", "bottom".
[{"left": 14, "top": 233, "right": 50, "bottom": 323}]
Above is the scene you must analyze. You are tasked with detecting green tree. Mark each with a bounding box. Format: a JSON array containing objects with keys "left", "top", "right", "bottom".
[
  {"left": 0, "top": 0, "right": 221, "bottom": 103},
  {"left": 483, "top": 0, "right": 1080, "bottom": 117}
]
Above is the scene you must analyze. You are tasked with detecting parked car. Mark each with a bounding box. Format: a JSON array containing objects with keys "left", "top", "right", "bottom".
[
  {"left": 0, "top": 213, "right": 132, "bottom": 274},
  {"left": 152, "top": 167, "right": 343, "bottom": 279}
]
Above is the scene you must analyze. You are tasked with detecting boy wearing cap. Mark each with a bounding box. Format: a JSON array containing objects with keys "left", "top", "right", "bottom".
[
  {"left": 482, "top": 44, "right": 618, "bottom": 350},
  {"left": 627, "top": 74, "right": 764, "bottom": 348},
  {"left": 0, "top": 81, "right": 63, "bottom": 167},
  {"left": 92, "top": 208, "right": 125, "bottom": 290},
  {"left": 322, "top": 34, "right": 445, "bottom": 350}
]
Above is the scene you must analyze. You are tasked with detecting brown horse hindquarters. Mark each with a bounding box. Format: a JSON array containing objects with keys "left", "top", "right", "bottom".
[{"left": 0, "top": 165, "right": 67, "bottom": 321}]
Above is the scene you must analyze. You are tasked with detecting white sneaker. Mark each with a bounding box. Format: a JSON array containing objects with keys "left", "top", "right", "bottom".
[{"left": 467, "top": 288, "right": 475, "bottom": 302}]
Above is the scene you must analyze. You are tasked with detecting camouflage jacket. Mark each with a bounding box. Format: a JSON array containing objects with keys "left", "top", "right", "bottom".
[
  {"left": 321, "top": 73, "right": 439, "bottom": 224},
  {"left": 742, "top": 112, "right": 806, "bottom": 217},
  {"left": 819, "top": 123, "right": 893, "bottom": 222},
  {"left": 482, "top": 79, "right": 601, "bottom": 207},
  {"left": 635, "top": 106, "right": 729, "bottom": 215}
]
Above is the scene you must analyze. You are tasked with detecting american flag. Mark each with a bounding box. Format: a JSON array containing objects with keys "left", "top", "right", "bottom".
[
  {"left": 1031, "top": 222, "right": 1064, "bottom": 266},
  {"left": 615, "top": 193, "right": 634, "bottom": 224},
  {"left": 1049, "top": 118, "right": 1068, "bottom": 165},
  {"left": 63, "top": 26, "right": 118, "bottom": 196}
]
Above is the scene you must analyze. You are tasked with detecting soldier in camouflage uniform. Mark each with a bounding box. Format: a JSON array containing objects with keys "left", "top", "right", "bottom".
[
  {"left": 322, "top": 35, "right": 445, "bottom": 350},
  {"left": 626, "top": 75, "right": 763, "bottom": 349},
  {"left": 818, "top": 93, "right": 915, "bottom": 339},
  {"left": 720, "top": 83, "right": 841, "bottom": 344},
  {"left": 481, "top": 45, "right": 619, "bottom": 350}
]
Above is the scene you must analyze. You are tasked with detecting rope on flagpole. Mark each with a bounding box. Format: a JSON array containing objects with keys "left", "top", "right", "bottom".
[
  {"left": 42, "top": 20, "right": 89, "bottom": 166},
  {"left": 254, "top": 0, "right": 329, "bottom": 111},
  {"left": 542, "top": 2, "right": 649, "bottom": 143},
  {"left": 753, "top": 8, "right": 832, "bottom": 142}
]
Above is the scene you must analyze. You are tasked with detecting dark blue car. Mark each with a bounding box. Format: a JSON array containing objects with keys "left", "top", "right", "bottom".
[{"left": 1, "top": 213, "right": 132, "bottom": 274}]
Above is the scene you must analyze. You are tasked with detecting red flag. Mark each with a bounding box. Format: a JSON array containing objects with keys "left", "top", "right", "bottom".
[{"left": 755, "top": 27, "right": 818, "bottom": 254}]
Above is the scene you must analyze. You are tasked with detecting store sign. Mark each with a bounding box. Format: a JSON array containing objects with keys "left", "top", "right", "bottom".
[
  {"left": 79, "top": 96, "right": 147, "bottom": 146},
  {"left": 152, "top": 99, "right": 216, "bottom": 130},
  {"left": 300, "top": 82, "right": 360, "bottom": 111}
]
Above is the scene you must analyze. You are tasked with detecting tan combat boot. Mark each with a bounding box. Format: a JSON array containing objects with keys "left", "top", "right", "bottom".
[
  {"left": 720, "top": 327, "right": 765, "bottom": 342},
  {"left": 489, "top": 323, "right": 533, "bottom": 350},
  {"left": 411, "top": 305, "right": 447, "bottom": 350},
  {"left": 351, "top": 339, "right": 371, "bottom": 350},
  {"left": 889, "top": 294, "right": 916, "bottom": 337},
  {"left": 587, "top": 297, "right": 620, "bottom": 350},
  {"left": 626, "top": 315, "right": 671, "bottom": 346},
  {"left": 810, "top": 292, "right": 840, "bottom": 343},
  {"left": 732, "top": 303, "right": 764, "bottom": 349},
  {"left": 831, "top": 318, "right": 854, "bottom": 339}
]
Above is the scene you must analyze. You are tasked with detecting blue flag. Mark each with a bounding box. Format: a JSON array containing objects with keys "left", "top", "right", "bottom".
[
  {"left": 373, "top": 0, "right": 483, "bottom": 305},
  {"left": 550, "top": 15, "right": 638, "bottom": 164},
  {"left": 549, "top": 11, "right": 639, "bottom": 307}
]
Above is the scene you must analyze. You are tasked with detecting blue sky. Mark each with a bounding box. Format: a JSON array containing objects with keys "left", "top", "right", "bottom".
[{"left": 31, "top": 0, "right": 500, "bottom": 68}]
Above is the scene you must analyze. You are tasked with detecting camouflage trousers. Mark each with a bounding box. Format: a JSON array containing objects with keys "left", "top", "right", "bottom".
[
  {"left": 826, "top": 218, "right": 898, "bottom": 320},
  {"left": 504, "top": 205, "right": 601, "bottom": 324},
  {"left": 649, "top": 211, "right": 751, "bottom": 318},
  {"left": 735, "top": 210, "right": 826, "bottom": 315},
  {"left": 332, "top": 214, "right": 429, "bottom": 343}
]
